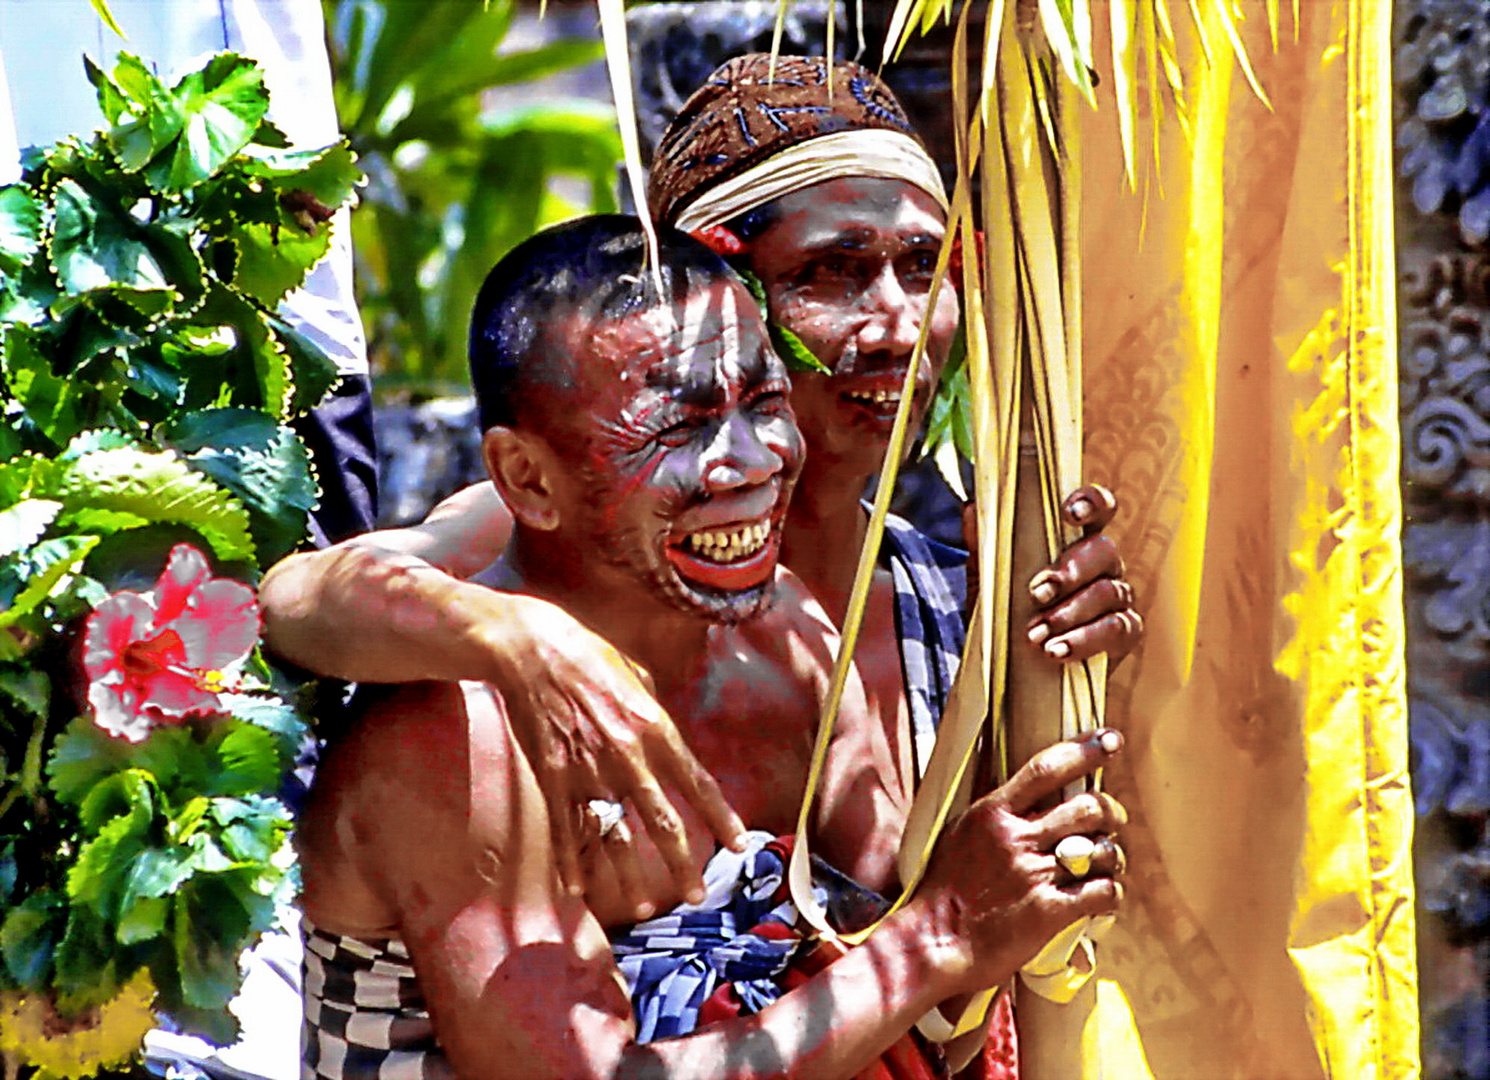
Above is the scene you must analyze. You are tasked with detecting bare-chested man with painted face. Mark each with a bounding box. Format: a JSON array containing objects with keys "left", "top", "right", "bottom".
[
  {"left": 297, "top": 218, "right": 1125, "bottom": 1080},
  {"left": 263, "top": 58, "right": 1141, "bottom": 910}
]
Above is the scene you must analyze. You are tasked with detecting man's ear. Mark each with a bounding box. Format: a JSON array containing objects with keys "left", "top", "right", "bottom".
[{"left": 483, "top": 427, "right": 561, "bottom": 531}]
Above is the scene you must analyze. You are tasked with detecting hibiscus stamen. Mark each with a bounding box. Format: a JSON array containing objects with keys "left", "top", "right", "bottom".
[
  {"left": 119, "top": 629, "right": 185, "bottom": 677},
  {"left": 194, "top": 669, "right": 229, "bottom": 693}
]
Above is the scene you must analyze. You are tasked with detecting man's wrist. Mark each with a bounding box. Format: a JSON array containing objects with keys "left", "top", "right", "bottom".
[{"left": 872, "top": 901, "right": 975, "bottom": 1004}]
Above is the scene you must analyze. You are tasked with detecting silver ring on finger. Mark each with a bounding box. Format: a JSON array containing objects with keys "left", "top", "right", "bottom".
[
  {"left": 587, "top": 798, "right": 626, "bottom": 838},
  {"left": 1055, "top": 834, "right": 1097, "bottom": 878}
]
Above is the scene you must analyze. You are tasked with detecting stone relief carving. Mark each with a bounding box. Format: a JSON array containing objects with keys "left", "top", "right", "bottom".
[{"left": 1396, "top": 0, "right": 1490, "bottom": 1073}]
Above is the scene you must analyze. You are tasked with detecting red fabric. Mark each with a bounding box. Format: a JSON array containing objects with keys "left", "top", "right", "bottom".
[{"left": 960, "top": 991, "right": 1018, "bottom": 1080}]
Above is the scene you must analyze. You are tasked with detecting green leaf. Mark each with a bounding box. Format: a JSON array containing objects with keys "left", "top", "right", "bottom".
[
  {"left": 238, "top": 141, "right": 362, "bottom": 210},
  {"left": 269, "top": 313, "right": 340, "bottom": 415},
  {"left": 208, "top": 722, "right": 283, "bottom": 797},
  {"left": 210, "top": 796, "right": 288, "bottom": 864},
  {"left": 1, "top": 890, "right": 63, "bottom": 989},
  {"left": 85, "top": 55, "right": 132, "bottom": 126},
  {"left": 88, "top": 0, "right": 129, "bottom": 41},
  {"left": 0, "top": 454, "right": 60, "bottom": 510},
  {"left": 68, "top": 806, "right": 152, "bottom": 913},
  {"left": 0, "top": 499, "right": 62, "bottom": 558},
  {"left": 0, "top": 534, "right": 99, "bottom": 629},
  {"left": 734, "top": 269, "right": 830, "bottom": 374},
  {"left": 48, "top": 177, "right": 174, "bottom": 313},
  {"left": 218, "top": 692, "right": 308, "bottom": 762},
  {"left": 53, "top": 447, "right": 254, "bottom": 562},
  {"left": 52, "top": 904, "right": 119, "bottom": 1008},
  {"left": 230, "top": 219, "right": 332, "bottom": 308},
  {"left": 145, "top": 54, "right": 271, "bottom": 192},
  {"left": 117, "top": 895, "right": 169, "bottom": 945},
  {"left": 163, "top": 409, "right": 317, "bottom": 565},
  {"left": 0, "top": 186, "right": 43, "bottom": 277},
  {"left": 132, "top": 725, "right": 220, "bottom": 803},
  {"left": 62, "top": 429, "right": 138, "bottom": 460},
  {"left": 770, "top": 322, "right": 830, "bottom": 375},
  {"left": 76, "top": 767, "right": 156, "bottom": 833},
  {"left": 172, "top": 878, "right": 250, "bottom": 1011},
  {"left": 0, "top": 665, "right": 51, "bottom": 719},
  {"left": 49, "top": 716, "right": 136, "bottom": 805},
  {"left": 2, "top": 325, "right": 92, "bottom": 451}
]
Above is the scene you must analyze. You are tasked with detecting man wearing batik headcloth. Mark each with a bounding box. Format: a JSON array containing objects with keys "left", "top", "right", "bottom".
[
  {"left": 297, "top": 216, "right": 1129, "bottom": 1080},
  {"left": 264, "top": 55, "right": 1142, "bottom": 1075}
]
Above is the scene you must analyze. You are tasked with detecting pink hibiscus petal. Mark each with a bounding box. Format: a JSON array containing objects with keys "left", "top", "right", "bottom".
[
  {"left": 81, "top": 544, "right": 255, "bottom": 741},
  {"left": 139, "top": 668, "right": 217, "bottom": 718},
  {"left": 150, "top": 545, "right": 214, "bottom": 626},
  {"left": 83, "top": 593, "right": 156, "bottom": 682},
  {"left": 174, "top": 579, "right": 260, "bottom": 671}
]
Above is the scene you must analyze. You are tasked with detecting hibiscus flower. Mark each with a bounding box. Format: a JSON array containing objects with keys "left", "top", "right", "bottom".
[{"left": 82, "top": 544, "right": 260, "bottom": 742}]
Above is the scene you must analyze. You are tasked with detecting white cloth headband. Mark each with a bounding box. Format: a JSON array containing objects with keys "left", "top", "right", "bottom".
[{"left": 671, "top": 129, "right": 949, "bottom": 234}]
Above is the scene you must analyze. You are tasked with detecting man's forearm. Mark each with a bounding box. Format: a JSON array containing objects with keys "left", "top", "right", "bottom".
[
  {"left": 260, "top": 542, "right": 515, "bottom": 684},
  {"left": 606, "top": 912, "right": 965, "bottom": 1080}
]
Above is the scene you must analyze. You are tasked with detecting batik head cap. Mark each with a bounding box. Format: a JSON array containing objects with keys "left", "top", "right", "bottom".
[{"left": 647, "top": 54, "right": 948, "bottom": 233}]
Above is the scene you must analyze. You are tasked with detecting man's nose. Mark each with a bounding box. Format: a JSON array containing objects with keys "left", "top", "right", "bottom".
[
  {"left": 855, "top": 264, "right": 922, "bottom": 363},
  {"left": 702, "top": 414, "right": 782, "bottom": 493}
]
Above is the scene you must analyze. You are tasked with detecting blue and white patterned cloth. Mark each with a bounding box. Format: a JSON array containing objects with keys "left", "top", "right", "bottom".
[
  {"left": 881, "top": 511, "right": 968, "bottom": 777},
  {"left": 611, "top": 832, "right": 815, "bottom": 1043}
]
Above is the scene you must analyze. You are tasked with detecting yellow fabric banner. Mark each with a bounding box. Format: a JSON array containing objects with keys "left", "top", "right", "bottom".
[{"left": 1022, "top": 0, "right": 1419, "bottom": 1076}]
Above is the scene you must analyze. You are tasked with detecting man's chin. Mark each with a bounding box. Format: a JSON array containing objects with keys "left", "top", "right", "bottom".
[
  {"left": 657, "top": 561, "right": 777, "bottom": 624},
  {"left": 670, "top": 572, "right": 774, "bottom": 622}
]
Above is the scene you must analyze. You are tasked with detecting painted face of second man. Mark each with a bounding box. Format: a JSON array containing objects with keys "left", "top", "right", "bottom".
[
  {"left": 744, "top": 176, "right": 961, "bottom": 474},
  {"left": 540, "top": 274, "right": 805, "bottom": 624}
]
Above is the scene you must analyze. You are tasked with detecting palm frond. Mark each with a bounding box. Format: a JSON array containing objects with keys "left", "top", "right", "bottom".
[{"left": 595, "top": 0, "right": 660, "bottom": 283}]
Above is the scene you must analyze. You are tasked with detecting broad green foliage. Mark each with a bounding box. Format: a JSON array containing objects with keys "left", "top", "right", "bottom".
[
  {"left": 325, "top": 0, "right": 621, "bottom": 394},
  {"left": 0, "top": 50, "right": 348, "bottom": 1064}
]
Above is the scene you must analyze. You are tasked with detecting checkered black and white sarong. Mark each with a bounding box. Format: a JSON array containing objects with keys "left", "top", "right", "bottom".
[{"left": 301, "top": 924, "right": 451, "bottom": 1080}]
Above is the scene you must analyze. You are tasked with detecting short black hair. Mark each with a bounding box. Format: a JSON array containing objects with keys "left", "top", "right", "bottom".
[{"left": 469, "top": 215, "right": 737, "bottom": 432}]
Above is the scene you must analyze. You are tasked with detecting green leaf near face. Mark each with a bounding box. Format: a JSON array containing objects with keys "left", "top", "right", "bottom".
[{"left": 230, "top": 220, "right": 332, "bottom": 309}]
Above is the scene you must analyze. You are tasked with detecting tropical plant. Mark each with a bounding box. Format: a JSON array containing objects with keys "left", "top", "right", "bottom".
[
  {"left": 0, "top": 49, "right": 357, "bottom": 1075},
  {"left": 324, "top": 0, "right": 623, "bottom": 396}
]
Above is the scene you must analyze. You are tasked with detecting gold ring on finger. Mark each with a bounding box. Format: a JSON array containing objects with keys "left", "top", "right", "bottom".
[{"left": 1055, "top": 834, "right": 1096, "bottom": 878}]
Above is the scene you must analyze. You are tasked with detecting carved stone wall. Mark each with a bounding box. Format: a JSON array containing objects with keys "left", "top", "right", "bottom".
[{"left": 1396, "top": 2, "right": 1490, "bottom": 1076}]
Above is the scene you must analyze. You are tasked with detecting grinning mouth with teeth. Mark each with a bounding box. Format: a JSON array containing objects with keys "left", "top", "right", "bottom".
[
  {"left": 842, "top": 389, "right": 902, "bottom": 407},
  {"left": 678, "top": 521, "right": 772, "bottom": 563}
]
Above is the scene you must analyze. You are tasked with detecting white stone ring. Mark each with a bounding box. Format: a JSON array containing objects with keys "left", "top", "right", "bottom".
[
  {"left": 1054, "top": 835, "right": 1097, "bottom": 878},
  {"left": 587, "top": 799, "right": 629, "bottom": 841}
]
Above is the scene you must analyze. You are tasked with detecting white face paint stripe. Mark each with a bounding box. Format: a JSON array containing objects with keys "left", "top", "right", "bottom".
[{"left": 715, "top": 284, "right": 742, "bottom": 387}]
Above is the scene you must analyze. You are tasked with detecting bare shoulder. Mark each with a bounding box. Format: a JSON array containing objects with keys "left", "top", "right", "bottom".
[
  {"left": 298, "top": 680, "right": 544, "bottom": 935},
  {"left": 747, "top": 565, "right": 841, "bottom": 659}
]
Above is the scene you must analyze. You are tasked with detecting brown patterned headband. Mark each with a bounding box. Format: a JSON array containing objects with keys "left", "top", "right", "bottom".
[{"left": 647, "top": 53, "right": 927, "bottom": 227}]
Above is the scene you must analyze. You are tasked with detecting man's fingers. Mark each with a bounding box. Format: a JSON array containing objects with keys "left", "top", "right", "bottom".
[
  {"left": 1027, "top": 534, "right": 1123, "bottom": 609},
  {"left": 659, "top": 735, "right": 747, "bottom": 853},
  {"left": 625, "top": 776, "right": 706, "bottom": 905},
  {"left": 1061, "top": 484, "right": 1117, "bottom": 534},
  {"left": 1032, "top": 791, "right": 1128, "bottom": 843},
  {"left": 602, "top": 814, "right": 656, "bottom": 921},
  {"left": 548, "top": 782, "right": 584, "bottom": 897},
  {"left": 1035, "top": 609, "right": 1145, "bottom": 663},
  {"left": 1058, "top": 875, "right": 1125, "bottom": 920},
  {"left": 991, "top": 730, "right": 1123, "bottom": 816}
]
